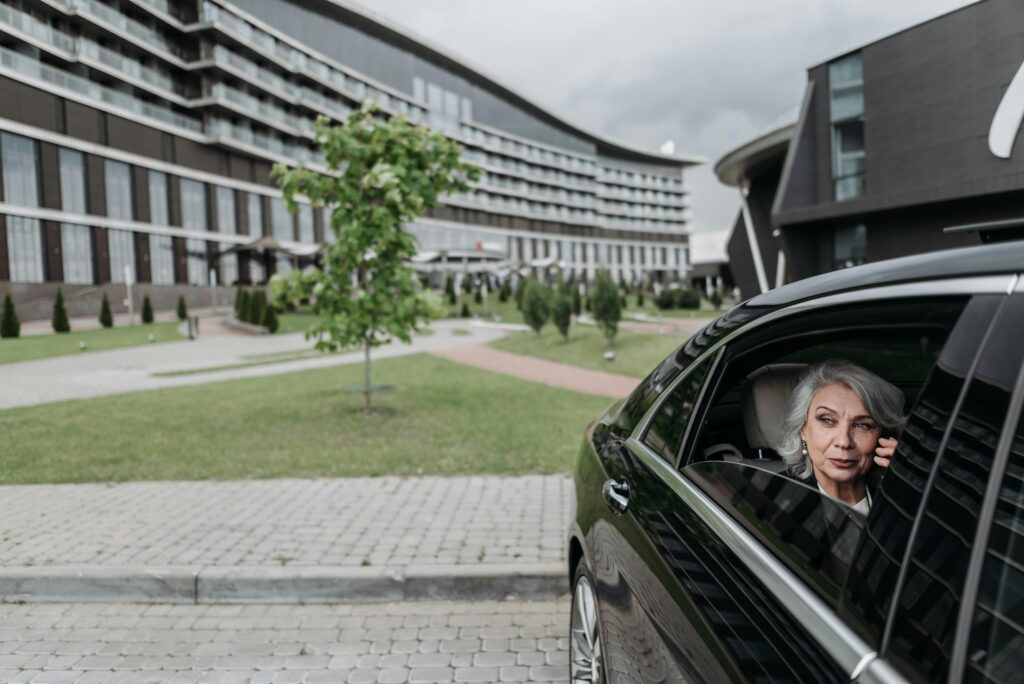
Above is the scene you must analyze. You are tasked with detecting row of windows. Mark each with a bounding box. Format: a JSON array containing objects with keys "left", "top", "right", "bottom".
[
  {"left": 598, "top": 166, "right": 684, "bottom": 191},
  {"left": 829, "top": 52, "right": 865, "bottom": 202}
]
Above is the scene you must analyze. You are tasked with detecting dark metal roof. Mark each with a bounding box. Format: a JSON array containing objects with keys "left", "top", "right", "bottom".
[{"left": 747, "top": 241, "right": 1024, "bottom": 308}]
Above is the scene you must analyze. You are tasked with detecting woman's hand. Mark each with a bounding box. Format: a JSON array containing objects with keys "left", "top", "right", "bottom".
[{"left": 874, "top": 437, "right": 898, "bottom": 469}]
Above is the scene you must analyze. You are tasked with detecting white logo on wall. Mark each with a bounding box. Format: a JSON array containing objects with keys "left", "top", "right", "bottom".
[{"left": 989, "top": 59, "right": 1024, "bottom": 159}]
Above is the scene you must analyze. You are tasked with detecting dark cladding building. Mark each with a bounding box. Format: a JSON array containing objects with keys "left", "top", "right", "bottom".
[
  {"left": 716, "top": 0, "right": 1024, "bottom": 298},
  {"left": 0, "top": 0, "right": 698, "bottom": 317}
]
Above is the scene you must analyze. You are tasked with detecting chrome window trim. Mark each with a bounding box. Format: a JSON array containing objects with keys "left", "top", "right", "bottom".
[
  {"left": 624, "top": 436, "right": 881, "bottom": 678},
  {"left": 631, "top": 274, "right": 1016, "bottom": 445}
]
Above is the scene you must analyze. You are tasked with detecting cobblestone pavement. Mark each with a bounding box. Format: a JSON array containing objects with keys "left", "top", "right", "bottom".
[
  {"left": 0, "top": 598, "right": 570, "bottom": 683},
  {"left": 0, "top": 477, "right": 570, "bottom": 569}
]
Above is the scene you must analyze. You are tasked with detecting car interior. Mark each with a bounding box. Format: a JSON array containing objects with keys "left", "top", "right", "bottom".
[{"left": 683, "top": 330, "right": 951, "bottom": 472}]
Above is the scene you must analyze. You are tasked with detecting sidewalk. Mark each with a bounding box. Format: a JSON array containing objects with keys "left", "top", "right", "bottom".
[{"left": 0, "top": 475, "right": 573, "bottom": 604}]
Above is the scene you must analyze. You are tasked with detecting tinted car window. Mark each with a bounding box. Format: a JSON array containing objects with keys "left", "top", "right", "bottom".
[
  {"left": 841, "top": 295, "right": 1004, "bottom": 646},
  {"left": 963, "top": 403, "right": 1024, "bottom": 684},
  {"left": 887, "top": 296, "right": 1024, "bottom": 683},
  {"left": 685, "top": 461, "right": 866, "bottom": 607},
  {"left": 643, "top": 354, "right": 714, "bottom": 462}
]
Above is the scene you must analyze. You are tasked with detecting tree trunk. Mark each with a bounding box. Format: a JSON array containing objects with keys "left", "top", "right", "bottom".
[{"left": 363, "top": 339, "right": 372, "bottom": 412}]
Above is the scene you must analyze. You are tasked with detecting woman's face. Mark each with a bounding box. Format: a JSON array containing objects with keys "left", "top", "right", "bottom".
[{"left": 801, "top": 383, "right": 880, "bottom": 492}]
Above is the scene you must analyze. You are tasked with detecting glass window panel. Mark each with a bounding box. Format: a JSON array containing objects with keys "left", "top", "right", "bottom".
[
  {"left": 180, "top": 178, "right": 207, "bottom": 231},
  {"left": 108, "top": 228, "right": 135, "bottom": 284},
  {"left": 644, "top": 356, "right": 713, "bottom": 462},
  {"left": 186, "top": 237, "right": 207, "bottom": 285},
  {"left": 59, "top": 148, "right": 86, "bottom": 214},
  {"left": 60, "top": 223, "right": 92, "bottom": 284},
  {"left": 270, "top": 198, "right": 291, "bottom": 241},
  {"left": 216, "top": 186, "right": 236, "bottom": 286},
  {"left": 2, "top": 132, "right": 39, "bottom": 207},
  {"left": 104, "top": 160, "right": 133, "bottom": 221},
  {"left": 833, "top": 224, "right": 868, "bottom": 269},
  {"left": 148, "top": 171, "right": 169, "bottom": 225},
  {"left": 6, "top": 216, "right": 43, "bottom": 282},
  {"left": 321, "top": 207, "right": 335, "bottom": 243},
  {"left": 150, "top": 233, "right": 174, "bottom": 285},
  {"left": 247, "top": 193, "right": 262, "bottom": 237},
  {"left": 298, "top": 205, "right": 314, "bottom": 243}
]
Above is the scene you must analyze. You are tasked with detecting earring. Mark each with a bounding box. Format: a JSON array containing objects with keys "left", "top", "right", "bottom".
[{"left": 801, "top": 440, "right": 808, "bottom": 457}]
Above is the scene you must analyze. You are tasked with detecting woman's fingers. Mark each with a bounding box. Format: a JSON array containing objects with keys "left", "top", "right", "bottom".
[
  {"left": 874, "top": 438, "right": 898, "bottom": 469},
  {"left": 874, "top": 455, "right": 892, "bottom": 468}
]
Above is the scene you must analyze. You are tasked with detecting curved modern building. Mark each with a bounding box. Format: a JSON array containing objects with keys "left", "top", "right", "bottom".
[{"left": 0, "top": 0, "right": 699, "bottom": 318}]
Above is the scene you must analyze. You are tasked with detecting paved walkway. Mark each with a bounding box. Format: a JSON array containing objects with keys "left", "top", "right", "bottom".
[
  {"left": 0, "top": 476, "right": 572, "bottom": 604},
  {"left": 0, "top": 321, "right": 506, "bottom": 410},
  {"left": 0, "top": 598, "right": 570, "bottom": 683},
  {"left": 431, "top": 344, "right": 638, "bottom": 399}
]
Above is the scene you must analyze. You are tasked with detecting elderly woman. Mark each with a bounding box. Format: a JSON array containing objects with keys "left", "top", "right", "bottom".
[{"left": 777, "top": 360, "right": 905, "bottom": 513}]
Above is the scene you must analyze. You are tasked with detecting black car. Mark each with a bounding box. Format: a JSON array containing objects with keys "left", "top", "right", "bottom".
[{"left": 568, "top": 239, "right": 1024, "bottom": 683}]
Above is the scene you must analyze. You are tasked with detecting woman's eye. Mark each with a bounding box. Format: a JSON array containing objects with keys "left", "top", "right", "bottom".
[
  {"left": 856, "top": 422, "right": 876, "bottom": 430},
  {"left": 817, "top": 416, "right": 834, "bottom": 425}
]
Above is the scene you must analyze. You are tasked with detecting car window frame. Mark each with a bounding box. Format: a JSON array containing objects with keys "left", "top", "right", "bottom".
[{"left": 627, "top": 274, "right": 1017, "bottom": 681}]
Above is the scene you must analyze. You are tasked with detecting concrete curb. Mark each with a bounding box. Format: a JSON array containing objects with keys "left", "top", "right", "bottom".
[{"left": 0, "top": 563, "right": 567, "bottom": 604}]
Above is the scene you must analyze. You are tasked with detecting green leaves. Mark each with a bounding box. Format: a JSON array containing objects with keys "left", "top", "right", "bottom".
[{"left": 272, "top": 102, "right": 479, "bottom": 409}]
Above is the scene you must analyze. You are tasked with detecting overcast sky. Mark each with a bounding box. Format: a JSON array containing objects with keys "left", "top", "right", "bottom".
[{"left": 365, "top": 0, "right": 975, "bottom": 250}]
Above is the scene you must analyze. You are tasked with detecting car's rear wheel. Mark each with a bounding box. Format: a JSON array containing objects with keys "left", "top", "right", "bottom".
[{"left": 570, "top": 564, "right": 605, "bottom": 683}]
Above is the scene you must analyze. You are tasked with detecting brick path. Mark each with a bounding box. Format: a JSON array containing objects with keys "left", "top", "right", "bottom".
[
  {"left": 431, "top": 344, "right": 638, "bottom": 399},
  {"left": 0, "top": 598, "right": 570, "bottom": 683},
  {"left": 0, "top": 477, "right": 569, "bottom": 570}
]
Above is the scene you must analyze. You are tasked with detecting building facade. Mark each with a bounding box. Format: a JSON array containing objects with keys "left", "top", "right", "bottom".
[
  {"left": 716, "top": 0, "right": 1024, "bottom": 298},
  {"left": 0, "top": 0, "right": 698, "bottom": 318}
]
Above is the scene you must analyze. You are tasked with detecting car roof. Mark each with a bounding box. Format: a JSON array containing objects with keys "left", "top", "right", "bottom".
[{"left": 747, "top": 241, "right": 1024, "bottom": 308}]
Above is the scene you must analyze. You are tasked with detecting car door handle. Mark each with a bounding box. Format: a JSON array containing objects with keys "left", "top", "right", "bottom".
[{"left": 602, "top": 478, "right": 631, "bottom": 515}]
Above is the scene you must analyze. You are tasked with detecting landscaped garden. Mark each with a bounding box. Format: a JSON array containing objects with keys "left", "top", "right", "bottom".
[
  {"left": 0, "top": 352, "right": 612, "bottom": 484},
  {"left": 0, "top": 321, "right": 185, "bottom": 366}
]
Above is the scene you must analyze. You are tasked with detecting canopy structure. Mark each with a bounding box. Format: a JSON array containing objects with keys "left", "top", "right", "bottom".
[
  {"left": 220, "top": 236, "right": 324, "bottom": 258},
  {"left": 408, "top": 248, "right": 510, "bottom": 274}
]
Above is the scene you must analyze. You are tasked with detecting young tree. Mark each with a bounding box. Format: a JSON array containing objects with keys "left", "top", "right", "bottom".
[
  {"left": 592, "top": 269, "right": 621, "bottom": 348},
  {"left": 521, "top": 280, "right": 551, "bottom": 335},
  {"left": 444, "top": 274, "right": 457, "bottom": 307},
  {"left": 552, "top": 289, "right": 571, "bottom": 341},
  {"left": 270, "top": 104, "right": 479, "bottom": 412},
  {"left": 176, "top": 295, "right": 188, "bottom": 321},
  {"left": 52, "top": 287, "right": 70, "bottom": 333},
  {"left": 99, "top": 293, "right": 113, "bottom": 328},
  {"left": 1, "top": 293, "right": 20, "bottom": 338},
  {"left": 141, "top": 295, "right": 154, "bottom": 324},
  {"left": 572, "top": 286, "right": 582, "bottom": 317},
  {"left": 460, "top": 302, "right": 471, "bottom": 318}
]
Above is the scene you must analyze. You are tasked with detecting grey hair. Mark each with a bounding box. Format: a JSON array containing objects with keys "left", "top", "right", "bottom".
[{"left": 777, "top": 360, "right": 906, "bottom": 480}]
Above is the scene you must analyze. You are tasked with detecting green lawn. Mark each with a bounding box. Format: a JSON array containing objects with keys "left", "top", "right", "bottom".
[
  {"left": 275, "top": 312, "right": 320, "bottom": 335},
  {"left": 0, "top": 322, "right": 185, "bottom": 366},
  {"left": 0, "top": 353, "right": 611, "bottom": 484},
  {"left": 492, "top": 323, "right": 684, "bottom": 379}
]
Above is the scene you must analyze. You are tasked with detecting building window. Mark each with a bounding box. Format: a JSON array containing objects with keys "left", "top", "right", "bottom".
[
  {"left": 6, "top": 217, "right": 44, "bottom": 283},
  {"left": 104, "top": 160, "right": 133, "bottom": 221},
  {"left": 148, "top": 171, "right": 173, "bottom": 285},
  {"left": 247, "top": 193, "right": 262, "bottom": 237},
  {"left": 298, "top": 204, "right": 314, "bottom": 243},
  {"left": 180, "top": 179, "right": 207, "bottom": 285},
  {"left": 270, "top": 197, "right": 291, "bottom": 242},
  {"left": 829, "top": 53, "right": 865, "bottom": 201},
  {"left": 61, "top": 224, "right": 93, "bottom": 284},
  {"left": 833, "top": 224, "right": 867, "bottom": 269},
  {"left": 59, "top": 149, "right": 86, "bottom": 214},
  {"left": 108, "top": 229, "right": 135, "bottom": 284},
  {"left": 321, "top": 207, "right": 335, "bottom": 244},
  {"left": 2, "top": 133, "right": 43, "bottom": 282},
  {"left": 148, "top": 171, "right": 169, "bottom": 225},
  {"left": 216, "top": 186, "right": 237, "bottom": 286}
]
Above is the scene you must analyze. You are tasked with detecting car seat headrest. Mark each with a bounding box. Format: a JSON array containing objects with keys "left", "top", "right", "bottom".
[{"left": 742, "top": 363, "right": 808, "bottom": 451}]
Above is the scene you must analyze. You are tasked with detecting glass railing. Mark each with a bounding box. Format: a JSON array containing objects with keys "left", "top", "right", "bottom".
[
  {"left": 210, "top": 83, "right": 308, "bottom": 135},
  {"left": 78, "top": 39, "right": 176, "bottom": 94},
  {"left": 211, "top": 45, "right": 298, "bottom": 98},
  {"left": 67, "top": 0, "right": 184, "bottom": 59},
  {"left": 0, "top": 3, "right": 77, "bottom": 54},
  {"left": 207, "top": 118, "right": 325, "bottom": 168},
  {"left": 0, "top": 45, "right": 201, "bottom": 131},
  {"left": 135, "top": 0, "right": 194, "bottom": 23}
]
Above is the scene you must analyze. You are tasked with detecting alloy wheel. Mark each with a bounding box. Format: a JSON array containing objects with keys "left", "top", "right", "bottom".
[{"left": 570, "top": 574, "right": 604, "bottom": 683}]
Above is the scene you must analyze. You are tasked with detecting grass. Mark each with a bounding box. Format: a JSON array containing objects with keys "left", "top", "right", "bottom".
[
  {"left": 0, "top": 353, "right": 611, "bottom": 484},
  {"left": 152, "top": 349, "right": 329, "bottom": 377},
  {"left": 0, "top": 322, "right": 185, "bottom": 366},
  {"left": 275, "top": 312, "right": 320, "bottom": 335},
  {"left": 492, "top": 323, "right": 684, "bottom": 379}
]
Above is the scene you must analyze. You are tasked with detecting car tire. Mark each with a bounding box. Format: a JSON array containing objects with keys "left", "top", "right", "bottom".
[{"left": 570, "top": 562, "right": 606, "bottom": 684}]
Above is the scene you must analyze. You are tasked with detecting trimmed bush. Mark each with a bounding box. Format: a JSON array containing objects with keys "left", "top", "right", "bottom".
[
  {"left": 474, "top": 288, "right": 482, "bottom": 305},
  {"left": 234, "top": 288, "right": 243, "bottom": 316},
  {"left": 238, "top": 290, "right": 251, "bottom": 323},
  {"left": 710, "top": 287, "right": 724, "bottom": 310},
  {"left": 552, "top": 290, "right": 571, "bottom": 341},
  {"left": 1, "top": 293, "right": 20, "bottom": 338},
  {"left": 636, "top": 291, "right": 644, "bottom": 308},
  {"left": 176, "top": 295, "right": 188, "bottom": 321},
  {"left": 460, "top": 302, "right": 471, "bottom": 318},
  {"left": 499, "top": 280, "right": 511, "bottom": 303},
  {"left": 522, "top": 280, "right": 551, "bottom": 335},
  {"left": 572, "top": 287, "right": 582, "bottom": 317},
  {"left": 52, "top": 287, "right": 70, "bottom": 333},
  {"left": 141, "top": 295, "right": 154, "bottom": 324},
  {"left": 462, "top": 275, "right": 473, "bottom": 294},
  {"left": 261, "top": 302, "right": 279, "bottom": 333},
  {"left": 674, "top": 288, "right": 701, "bottom": 309},
  {"left": 444, "top": 274, "right": 456, "bottom": 306},
  {"left": 99, "top": 293, "right": 114, "bottom": 328},
  {"left": 654, "top": 289, "right": 675, "bottom": 310},
  {"left": 592, "top": 269, "right": 621, "bottom": 347},
  {"left": 248, "top": 289, "right": 265, "bottom": 326}
]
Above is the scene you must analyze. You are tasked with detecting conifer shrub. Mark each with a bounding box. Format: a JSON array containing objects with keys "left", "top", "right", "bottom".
[
  {"left": 141, "top": 295, "right": 154, "bottom": 324},
  {"left": 592, "top": 269, "right": 621, "bottom": 348},
  {"left": 674, "top": 288, "right": 701, "bottom": 309},
  {"left": 1, "top": 293, "right": 20, "bottom": 338},
  {"left": 444, "top": 274, "right": 456, "bottom": 306},
  {"left": 248, "top": 289, "right": 264, "bottom": 326},
  {"left": 499, "top": 280, "right": 511, "bottom": 303},
  {"left": 710, "top": 287, "right": 724, "bottom": 310},
  {"left": 234, "top": 288, "right": 243, "bottom": 316},
  {"left": 261, "top": 301, "right": 279, "bottom": 333},
  {"left": 99, "top": 293, "right": 113, "bottom": 328},
  {"left": 636, "top": 291, "right": 645, "bottom": 308},
  {"left": 238, "top": 290, "right": 251, "bottom": 323},
  {"left": 460, "top": 302, "right": 471, "bottom": 318},
  {"left": 572, "top": 287, "right": 582, "bottom": 317},
  {"left": 654, "top": 289, "right": 676, "bottom": 310},
  {"left": 522, "top": 280, "right": 551, "bottom": 335},
  {"left": 552, "top": 290, "right": 571, "bottom": 341},
  {"left": 474, "top": 288, "right": 482, "bottom": 305},
  {"left": 52, "top": 287, "right": 70, "bottom": 333},
  {"left": 176, "top": 295, "right": 188, "bottom": 321}
]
